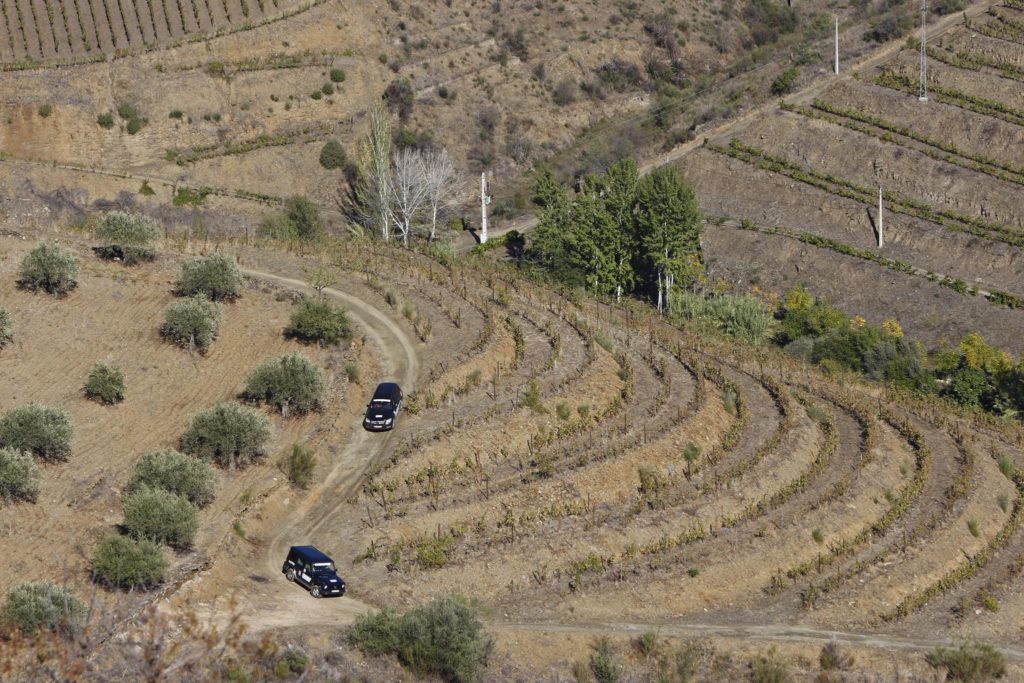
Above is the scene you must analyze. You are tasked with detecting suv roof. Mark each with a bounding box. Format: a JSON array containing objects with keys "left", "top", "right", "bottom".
[
  {"left": 372, "top": 382, "right": 401, "bottom": 400},
  {"left": 289, "top": 545, "right": 334, "bottom": 563}
]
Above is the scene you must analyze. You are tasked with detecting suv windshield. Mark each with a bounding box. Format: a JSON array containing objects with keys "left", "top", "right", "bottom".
[
  {"left": 370, "top": 399, "right": 391, "bottom": 407},
  {"left": 313, "top": 562, "right": 336, "bottom": 573}
]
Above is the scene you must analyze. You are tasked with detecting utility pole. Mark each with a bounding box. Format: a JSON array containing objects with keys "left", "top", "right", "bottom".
[
  {"left": 834, "top": 16, "right": 839, "bottom": 75},
  {"left": 919, "top": 0, "right": 928, "bottom": 101},
  {"left": 878, "top": 186, "right": 884, "bottom": 248},
  {"left": 480, "top": 171, "right": 491, "bottom": 244}
]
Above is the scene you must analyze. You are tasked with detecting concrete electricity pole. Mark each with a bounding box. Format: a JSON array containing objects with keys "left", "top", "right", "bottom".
[
  {"left": 919, "top": 0, "right": 928, "bottom": 101},
  {"left": 878, "top": 186, "right": 884, "bottom": 248},
  {"left": 480, "top": 172, "right": 491, "bottom": 244}
]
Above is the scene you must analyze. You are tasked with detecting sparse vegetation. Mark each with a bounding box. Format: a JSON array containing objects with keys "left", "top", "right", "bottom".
[
  {"left": 93, "top": 211, "right": 161, "bottom": 264},
  {"left": 925, "top": 641, "right": 1006, "bottom": 681},
  {"left": 244, "top": 353, "right": 325, "bottom": 416},
  {"left": 282, "top": 443, "right": 317, "bottom": 489},
  {"left": 83, "top": 363, "right": 126, "bottom": 405},
  {"left": 0, "top": 404, "right": 73, "bottom": 462},
  {"left": 0, "top": 308, "right": 12, "bottom": 348},
  {"left": 590, "top": 637, "right": 623, "bottom": 683},
  {"left": 180, "top": 403, "right": 271, "bottom": 469},
  {"left": 17, "top": 243, "right": 79, "bottom": 296}
]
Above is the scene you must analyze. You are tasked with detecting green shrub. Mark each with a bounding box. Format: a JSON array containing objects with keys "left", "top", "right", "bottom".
[
  {"left": 280, "top": 648, "right": 309, "bottom": 674},
  {"left": 590, "top": 637, "right": 623, "bottom": 683},
  {"left": 2, "top": 581, "right": 86, "bottom": 635},
  {"left": 173, "top": 187, "right": 210, "bottom": 206},
  {"left": 18, "top": 242, "right": 79, "bottom": 296},
  {"left": 38, "top": 104, "right": 52, "bottom": 118},
  {"left": 244, "top": 353, "right": 325, "bottom": 416},
  {"left": 946, "top": 366, "right": 991, "bottom": 407},
  {"left": 925, "top": 641, "right": 1007, "bottom": 681},
  {"left": 175, "top": 253, "right": 244, "bottom": 301},
  {"left": 350, "top": 595, "right": 493, "bottom": 683},
  {"left": 0, "top": 448, "right": 40, "bottom": 504},
  {"left": 97, "top": 112, "right": 115, "bottom": 128},
  {"left": 117, "top": 103, "right": 139, "bottom": 119},
  {"left": 84, "top": 362, "right": 126, "bottom": 404},
  {"left": 0, "top": 308, "right": 12, "bottom": 348},
  {"left": 345, "top": 363, "right": 361, "bottom": 384},
  {"left": 180, "top": 402, "right": 271, "bottom": 469},
  {"left": 282, "top": 443, "right": 316, "bottom": 489},
  {"left": 819, "top": 640, "right": 853, "bottom": 671},
  {"left": 161, "top": 296, "right": 222, "bottom": 353},
  {"left": 285, "top": 298, "right": 353, "bottom": 346},
  {"left": 863, "top": 15, "right": 913, "bottom": 43},
  {"left": 0, "top": 403, "right": 73, "bottom": 462},
  {"left": 321, "top": 82, "right": 334, "bottom": 95},
  {"left": 122, "top": 485, "right": 199, "bottom": 549},
  {"left": 126, "top": 449, "right": 217, "bottom": 507},
  {"left": 770, "top": 67, "right": 798, "bottom": 95},
  {"left": 256, "top": 196, "right": 324, "bottom": 241},
  {"left": 319, "top": 139, "right": 348, "bottom": 169},
  {"left": 91, "top": 533, "right": 168, "bottom": 590},
  {"left": 94, "top": 211, "right": 161, "bottom": 264},
  {"left": 126, "top": 116, "right": 147, "bottom": 134},
  {"left": 520, "top": 379, "right": 546, "bottom": 413},
  {"left": 329, "top": 68, "right": 346, "bottom": 83}
]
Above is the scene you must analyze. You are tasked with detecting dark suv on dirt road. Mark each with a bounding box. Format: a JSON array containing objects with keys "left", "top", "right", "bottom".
[
  {"left": 363, "top": 382, "right": 403, "bottom": 431},
  {"left": 282, "top": 546, "right": 346, "bottom": 598}
]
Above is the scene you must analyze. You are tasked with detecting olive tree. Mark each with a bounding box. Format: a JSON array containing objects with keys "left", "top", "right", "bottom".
[
  {"left": 94, "top": 211, "right": 161, "bottom": 265},
  {"left": 126, "top": 449, "right": 217, "bottom": 507},
  {"left": 122, "top": 486, "right": 199, "bottom": 549},
  {"left": 161, "top": 296, "right": 222, "bottom": 353},
  {"left": 175, "top": 253, "right": 244, "bottom": 301},
  {"left": 0, "top": 404, "right": 73, "bottom": 462},
  {"left": 2, "top": 581, "right": 86, "bottom": 635},
  {"left": 180, "top": 403, "right": 271, "bottom": 470},
  {"left": 285, "top": 298, "right": 353, "bottom": 346},
  {"left": 18, "top": 243, "right": 79, "bottom": 296},
  {"left": 0, "top": 448, "right": 40, "bottom": 504},
  {"left": 244, "top": 353, "right": 325, "bottom": 416},
  {"left": 91, "top": 534, "right": 168, "bottom": 590}
]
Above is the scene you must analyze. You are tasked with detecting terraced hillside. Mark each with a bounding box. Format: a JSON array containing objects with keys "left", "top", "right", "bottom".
[
  {"left": 105, "top": 231, "right": 1020, "bottom": 679},
  {"left": 689, "top": 1, "right": 1024, "bottom": 355}
]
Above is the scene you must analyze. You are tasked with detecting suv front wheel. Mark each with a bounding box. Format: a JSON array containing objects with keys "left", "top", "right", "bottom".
[{"left": 310, "top": 586, "right": 322, "bottom": 598}]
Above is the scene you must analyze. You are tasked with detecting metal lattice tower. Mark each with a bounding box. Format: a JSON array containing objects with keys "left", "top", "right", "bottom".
[{"left": 919, "top": 0, "right": 928, "bottom": 101}]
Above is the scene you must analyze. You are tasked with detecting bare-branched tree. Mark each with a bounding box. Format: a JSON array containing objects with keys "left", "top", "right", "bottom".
[
  {"left": 421, "top": 149, "right": 458, "bottom": 242},
  {"left": 388, "top": 148, "right": 429, "bottom": 246}
]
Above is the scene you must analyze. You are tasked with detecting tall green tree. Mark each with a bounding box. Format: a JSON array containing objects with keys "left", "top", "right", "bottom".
[
  {"left": 634, "top": 167, "right": 702, "bottom": 313},
  {"left": 588, "top": 159, "right": 639, "bottom": 301}
]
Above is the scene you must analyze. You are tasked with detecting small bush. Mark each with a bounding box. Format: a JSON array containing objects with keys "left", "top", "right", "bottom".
[
  {"left": 819, "top": 641, "right": 853, "bottom": 671},
  {"left": 672, "top": 292, "right": 775, "bottom": 344},
  {"left": 770, "top": 67, "right": 798, "bottom": 95},
  {"left": 258, "top": 196, "right": 324, "bottom": 241},
  {"left": 122, "top": 485, "right": 200, "bottom": 549},
  {"left": 282, "top": 443, "right": 316, "bottom": 489},
  {"left": 329, "top": 68, "right": 346, "bottom": 83},
  {"left": 180, "top": 402, "right": 271, "bottom": 469},
  {"left": 590, "top": 637, "right": 623, "bottom": 683},
  {"left": 176, "top": 253, "right": 243, "bottom": 301},
  {"left": 2, "top": 581, "right": 86, "bottom": 635},
  {"left": 126, "top": 449, "right": 217, "bottom": 507},
  {"left": 0, "top": 448, "right": 40, "bottom": 504},
  {"left": 350, "top": 595, "right": 493, "bottom": 683},
  {"left": 18, "top": 242, "right": 79, "bottom": 296},
  {"left": 520, "top": 379, "right": 546, "bottom": 413},
  {"left": 345, "top": 363, "right": 361, "bottom": 384},
  {"left": 556, "top": 402, "right": 571, "bottom": 420},
  {"left": 0, "top": 308, "right": 12, "bottom": 348},
  {"left": 285, "top": 298, "right": 353, "bottom": 346},
  {"left": 161, "top": 296, "right": 222, "bottom": 353},
  {"left": 97, "top": 112, "right": 115, "bottom": 128},
  {"left": 280, "top": 648, "right": 309, "bottom": 674},
  {"left": 319, "top": 139, "right": 348, "bottom": 169},
  {"left": 750, "top": 648, "right": 790, "bottom": 683},
  {"left": 138, "top": 180, "right": 156, "bottom": 196},
  {"left": 967, "top": 518, "right": 980, "bottom": 538},
  {"left": 94, "top": 211, "right": 161, "bottom": 264},
  {"left": 925, "top": 641, "right": 1007, "bottom": 681},
  {"left": 91, "top": 533, "right": 168, "bottom": 590},
  {"left": 84, "top": 363, "right": 126, "bottom": 404},
  {"left": 0, "top": 403, "right": 73, "bottom": 462},
  {"left": 811, "top": 528, "right": 824, "bottom": 544},
  {"left": 997, "top": 455, "right": 1014, "bottom": 479},
  {"left": 863, "top": 15, "right": 913, "bottom": 43},
  {"left": 244, "top": 353, "right": 325, "bottom": 416},
  {"left": 38, "top": 104, "right": 52, "bottom": 118},
  {"left": 552, "top": 78, "right": 576, "bottom": 105},
  {"left": 173, "top": 187, "right": 210, "bottom": 206}
]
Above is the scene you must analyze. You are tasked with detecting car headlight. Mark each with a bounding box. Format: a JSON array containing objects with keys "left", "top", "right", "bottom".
[{"left": 385, "top": 418, "right": 393, "bottom": 424}]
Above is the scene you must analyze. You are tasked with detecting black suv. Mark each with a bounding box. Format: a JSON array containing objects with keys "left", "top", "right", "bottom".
[
  {"left": 282, "top": 546, "right": 346, "bottom": 598},
  {"left": 363, "top": 382, "right": 403, "bottom": 431}
]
